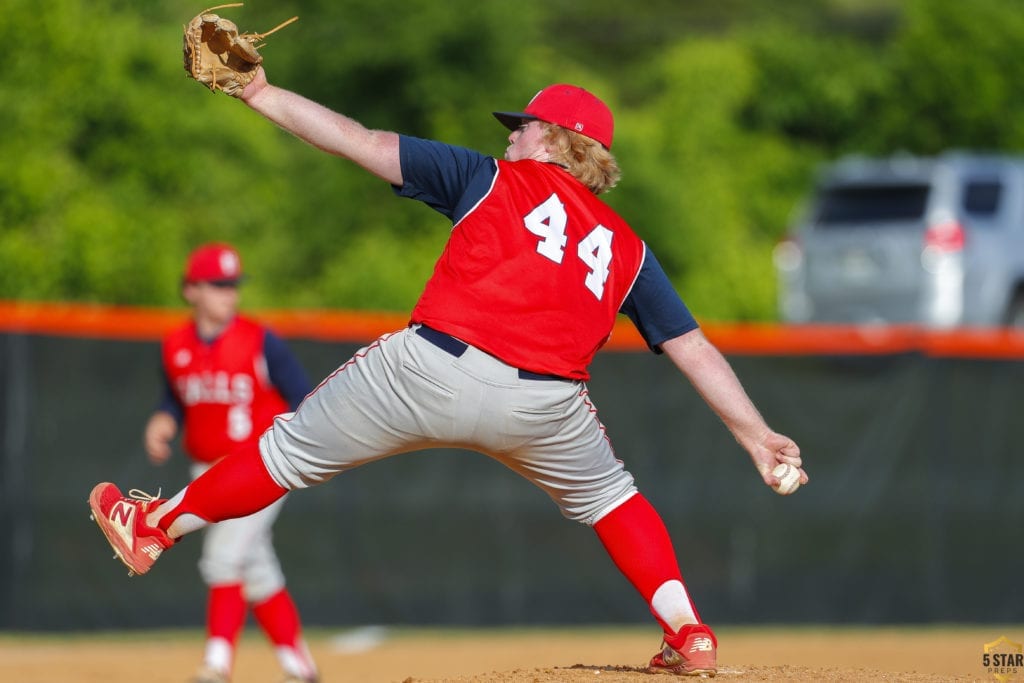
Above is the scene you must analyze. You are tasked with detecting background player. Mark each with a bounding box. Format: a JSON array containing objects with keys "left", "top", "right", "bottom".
[
  {"left": 143, "top": 243, "right": 319, "bottom": 683},
  {"left": 91, "top": 74, "right": 808, "bottom": 677}
]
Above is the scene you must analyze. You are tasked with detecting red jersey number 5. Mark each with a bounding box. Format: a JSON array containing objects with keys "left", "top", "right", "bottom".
[{"left": 523, "top": 193, "right": 613, "bottom": 300}]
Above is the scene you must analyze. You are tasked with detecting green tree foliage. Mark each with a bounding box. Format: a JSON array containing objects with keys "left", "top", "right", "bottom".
[
  {"left": 612, "top": 39, "right": 813, "bottom": 320},
  {"left": 872, "top": 0, "right": 1024, "bottom": 152},
  {"left": 2, "top": 0, "right": 1023, "bottom": 319}
]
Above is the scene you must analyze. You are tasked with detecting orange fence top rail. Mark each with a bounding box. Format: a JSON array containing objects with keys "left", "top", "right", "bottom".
[{"left": 4, "top": 300, "right": 1024, "bottom": 358}]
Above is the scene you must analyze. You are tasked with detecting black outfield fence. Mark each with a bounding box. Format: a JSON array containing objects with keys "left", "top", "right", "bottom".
[{"left": 1, "top": 307, "right": 1021, "bottom": 630}]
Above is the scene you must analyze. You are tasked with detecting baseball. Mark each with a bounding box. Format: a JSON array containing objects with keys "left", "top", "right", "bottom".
[{"left": 772, "top": 463, "right": 801, "bottom": 495}]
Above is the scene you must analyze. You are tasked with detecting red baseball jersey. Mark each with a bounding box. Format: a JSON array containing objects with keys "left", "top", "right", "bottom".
[
  {"left": 412, "top": 159, "right": 646, "bottom": 380},
  {"left": 161, "top": 316, "right": 290, "bottom": 463}
]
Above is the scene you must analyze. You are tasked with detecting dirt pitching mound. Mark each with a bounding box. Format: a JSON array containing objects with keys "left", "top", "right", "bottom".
[{"left": 0, "top": 625, "right": 1011, "bottom": 682}]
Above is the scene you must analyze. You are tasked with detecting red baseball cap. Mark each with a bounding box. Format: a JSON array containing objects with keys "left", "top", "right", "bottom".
[
  {"left": 183, "top": 243, "right": 243, "bottom": 284},
  {"left": 493, "top": 84, "right": 615, "bottom": 149}
]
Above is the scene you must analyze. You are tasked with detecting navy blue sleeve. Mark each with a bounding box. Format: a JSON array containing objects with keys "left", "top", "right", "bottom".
[
  {"left": 264, "top": 330, "right": 312, "bottom": 411},
  {"left": 392, "top": 135, "right": 498, "bottom": 222},
  {"left": 156, "top": 371, "right": 184, "bottom": 424},
  {"left": 620, "top": 246, "right": 699, "bottom": 353}
]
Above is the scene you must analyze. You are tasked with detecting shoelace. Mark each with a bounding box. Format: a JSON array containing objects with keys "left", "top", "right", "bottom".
[
  {"left": 126, "top": 488, "right": 162, "bottom": 503},
  {"left": 124, "top": 487, "right": 177, "bottom": 548}
]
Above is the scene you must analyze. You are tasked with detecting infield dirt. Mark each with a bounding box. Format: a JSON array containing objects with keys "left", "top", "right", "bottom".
[{"left": 0, "top": 625, "right": 1017, "bottom": 682}]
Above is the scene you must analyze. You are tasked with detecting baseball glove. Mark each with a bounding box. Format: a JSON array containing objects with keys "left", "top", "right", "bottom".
[{"left": 183, "top": 3, "right": 297, "bottom": 97}]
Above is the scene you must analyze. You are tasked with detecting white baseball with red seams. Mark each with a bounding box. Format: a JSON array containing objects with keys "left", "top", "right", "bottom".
[{"left": 772, "top": 463, "right": 801, "bottom": 495}]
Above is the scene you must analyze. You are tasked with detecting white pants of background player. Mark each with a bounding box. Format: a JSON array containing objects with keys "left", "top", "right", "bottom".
[{"left": 190, "top": 463, "right": 312, "bottom": 677}]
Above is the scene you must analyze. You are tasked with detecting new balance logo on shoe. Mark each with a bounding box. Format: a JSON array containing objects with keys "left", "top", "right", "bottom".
[
  {"left": 140, "top": 543, "right": 165, "bottom": 561},
  {"left": 690, "top": 636, "right": 715, "bottom": 653},
  {"left": 109, "top": 501, "right": 137, "bottom": 548},
  {"left": 111, "top": 501, "right": 134, "bottom": 526},
  {"left": 88, "top": 482, "right": 174, "bottom": 577}
]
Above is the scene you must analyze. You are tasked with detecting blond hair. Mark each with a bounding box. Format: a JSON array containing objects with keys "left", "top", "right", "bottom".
[{"left": 541, "top": 123, "right": 621, "bottom": 195}]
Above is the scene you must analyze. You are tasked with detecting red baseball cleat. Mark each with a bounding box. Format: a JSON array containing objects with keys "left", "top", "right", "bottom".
[
  {"left": 647, "top": 623, "right": 717, "bottom": 677},
  {"left": 88, "top": 482, "right": 175, "bottom": 576}
]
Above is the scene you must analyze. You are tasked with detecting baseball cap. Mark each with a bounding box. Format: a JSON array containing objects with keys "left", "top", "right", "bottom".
[
  {"left": 183, "top": 243, "right": 243, "bottom": 285},
  {"left": 493, "top": 84, "right": 615, "bottom": 149}
]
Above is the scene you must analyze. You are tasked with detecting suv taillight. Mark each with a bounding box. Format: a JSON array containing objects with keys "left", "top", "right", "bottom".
[{"left": 924, "top": 220, "right": 966, "bottom": 252}]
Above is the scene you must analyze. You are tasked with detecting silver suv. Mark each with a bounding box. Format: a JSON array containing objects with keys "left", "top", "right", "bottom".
[{"left": 774, "top": 152, "right": 1024, "bottom": 328}]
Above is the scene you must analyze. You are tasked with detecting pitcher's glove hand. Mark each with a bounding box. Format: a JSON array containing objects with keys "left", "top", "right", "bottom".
[{"left": 183, "top": 3, "right": 297, "bottom": 97}]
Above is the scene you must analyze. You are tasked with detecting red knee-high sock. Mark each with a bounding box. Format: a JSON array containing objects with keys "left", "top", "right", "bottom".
[
  {"left": 253, "top": 589, "right": 317, "bottom": 678},
  {"left": 158, "top": 443, "right": 287, "bottom": 532},
  {"left": 207, "top": 583, "right": 248, "bottom": 644},
  {"left": 252, "top": 588, "right": 303, "bottom": 647},
  {"left": 593, "top": 493, "right": 701, "bottom": 633}
]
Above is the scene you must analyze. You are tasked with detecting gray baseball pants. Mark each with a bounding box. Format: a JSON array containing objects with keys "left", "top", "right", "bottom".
[{"left": 259, "top": 325, "right": 636, "bottom": 525}]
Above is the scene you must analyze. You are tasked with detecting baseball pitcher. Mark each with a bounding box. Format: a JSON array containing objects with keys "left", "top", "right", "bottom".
[{"left": 91, "top": 13, "right": 808, "bottom": 677}]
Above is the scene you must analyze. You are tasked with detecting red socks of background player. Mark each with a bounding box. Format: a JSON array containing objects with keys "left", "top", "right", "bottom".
[
  {"left": 208, "top": 584, "right": 248, "bottom": 644},
  {"left": 593, "top": 492, "right": 702, "bottom": 636},
  {"left": 253, "top": 589, "right": 302, "bottom": 645},
  {"left": 203, "top": 583, "right": 248, "bottom": 675},
  {"left": 254, "top": 589, "right": 319, "bottom": 680},
  {"left": 155, "top": 443, "right": 287, "bottom": 536},
  {"left": 203, "top": 584, "right": 317, "bottom": 680}
]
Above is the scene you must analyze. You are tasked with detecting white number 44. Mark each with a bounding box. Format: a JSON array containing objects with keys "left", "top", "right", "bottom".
[{"left": 523, "top": 193, "right": 613, "bottom": 300}]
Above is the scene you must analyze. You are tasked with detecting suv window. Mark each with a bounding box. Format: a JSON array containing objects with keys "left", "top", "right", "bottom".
[
  {"left": 814, "top": 183, "right": 930, "bottom": 226},
  {"left": 962, "top": 180, "right": 1002, "bottom": 217}
]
